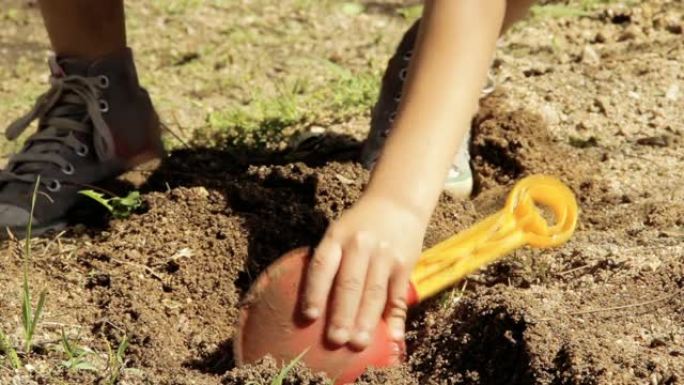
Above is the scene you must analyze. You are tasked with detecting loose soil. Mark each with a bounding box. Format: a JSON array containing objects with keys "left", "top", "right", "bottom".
[{"left": 1, "top": 1, "right": 683, "bottom": 385}]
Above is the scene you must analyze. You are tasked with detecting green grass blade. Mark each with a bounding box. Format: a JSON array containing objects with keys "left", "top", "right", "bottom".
[
  {"left": 21, "top": 177, "right": 41, "bottom": 350},
  {"left": 105, "top": 336, "right": 129, "bottom": 385},
  {"left": 271, "top": 348, "right": 309, "bottom": 385},
  {"left": 25, "top": 175, "right": 40, "bottom": 258},
  {"left": 0, "top": 329, "right": 21, "bottom": 369},
  {"left": 72, "top": 360, "right": 98, "bottom": 372},
  {"left": 21, "top": 272, "right": 31, "bottom": 348},
  {"left": 27, "top": 290, "right": 47, "bottom": 347},
  {"left": 61, "top": 329, "right": 75, "bottom": 359},
  {"left": 116, "top": 335, "right": 129, "bottom": 364}
]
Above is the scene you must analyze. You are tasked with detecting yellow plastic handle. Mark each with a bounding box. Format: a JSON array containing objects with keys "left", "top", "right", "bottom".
[{"left": 409, "top": 175, "right": 578, "bottom": 302}]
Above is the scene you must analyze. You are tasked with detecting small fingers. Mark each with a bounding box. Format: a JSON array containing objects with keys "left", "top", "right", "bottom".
[
  {"left": 386, "top": 267, "right": 410, "bottom": 342},
  {"left": 302, "top": 234, "right": 342, "bottom": 320},
  {"left": 327, "top": 232, "right": 373, "bottom": 346},
  {"left": 349, "top": 244, "right": 392, "bottom": 350}
]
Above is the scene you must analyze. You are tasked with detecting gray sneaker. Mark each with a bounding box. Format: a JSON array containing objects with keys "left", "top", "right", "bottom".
[
  {"left": 360, "top": 19, "right": 495, "bottom": 198},
  {"left": 0, "top": 48, "right": 163, "bottom": 237}
]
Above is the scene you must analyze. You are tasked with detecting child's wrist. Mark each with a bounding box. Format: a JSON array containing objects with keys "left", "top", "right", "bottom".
[{"left": 361, "top": 186, "right": 435, "bottom": 226}]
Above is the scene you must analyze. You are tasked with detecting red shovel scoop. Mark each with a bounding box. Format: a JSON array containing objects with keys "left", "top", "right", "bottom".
[{"left": 234, "top": 175, "right": 578, "bottom": 384}]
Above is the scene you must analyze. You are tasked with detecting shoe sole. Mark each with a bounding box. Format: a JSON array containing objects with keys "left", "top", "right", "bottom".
[{"left": 0, "top": 220, "right": 67, "bottom": 240}]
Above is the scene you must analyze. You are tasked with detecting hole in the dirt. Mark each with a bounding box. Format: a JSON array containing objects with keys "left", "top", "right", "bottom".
[
  {"left": 611, "top": 14, "right": 631, "bottom": 24},
  {"left": 85, "top": 273, "right": 111, "bottom": 289},
  {"left": 410, "top": 304, "right": 534, "bottom": 385},
  {"left": 31, "top": 344, "right": 48, "bottom": 356},
  {"left": 127, "top": 309, "right": 141, "bottom": 321},
  {"left": 473, "top": 138, "right": 524, "bottom": 181},
  {"left": 184, "top": 338, "right": 235, "bottom": 375},
  {"left": 166, "top": 260, "right": 180, "bottom": 274}
]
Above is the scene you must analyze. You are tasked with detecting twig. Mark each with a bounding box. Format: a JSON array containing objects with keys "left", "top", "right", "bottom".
[
  {"left": 109, "top": 257, "right": 165, "bottom": 282},
  {"left": 569, "top": 291, "right": 679, "bottom": 316},
  {"left": 558, "top": 263, "right": 589, "bottom": 276},
  {"left": 161, "top": 120, "right": 190, "bottom": 149}
]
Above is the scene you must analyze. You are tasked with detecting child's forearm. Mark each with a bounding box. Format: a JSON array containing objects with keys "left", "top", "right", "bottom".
[{"left": 365, "top": 0, "right": 506, "bottom": 222}]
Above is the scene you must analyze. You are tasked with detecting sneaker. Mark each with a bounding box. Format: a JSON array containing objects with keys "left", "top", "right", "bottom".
[
  {"left": 0, "top": 48, "right": 163, "bottom": 238},
  {"left": 360, "top": 19, "right": 496, "bottom": 198}
]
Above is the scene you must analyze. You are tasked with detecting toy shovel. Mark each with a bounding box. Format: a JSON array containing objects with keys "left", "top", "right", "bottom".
[{"left": 234, "top": 175, "right": 578, "bottom": 384}]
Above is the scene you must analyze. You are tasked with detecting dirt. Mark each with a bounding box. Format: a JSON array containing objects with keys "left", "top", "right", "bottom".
[{"left": 1, "top": 0, "right": 683, "bottom": 384}]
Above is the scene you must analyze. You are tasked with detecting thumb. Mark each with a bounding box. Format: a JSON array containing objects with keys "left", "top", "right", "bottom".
[{"left": 385, "top": 268, "right": 410, "bottom": 342}]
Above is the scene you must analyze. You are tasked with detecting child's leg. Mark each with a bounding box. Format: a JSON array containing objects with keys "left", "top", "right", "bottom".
[
  {"left": 39, "top": 0, "right": 126, "bottom": 58},
  {"left": 0, "top": 0, "right": 161, "bottom": 237},
  {"left": 361, "top": 0, "right": 536, "bottom": 196}
]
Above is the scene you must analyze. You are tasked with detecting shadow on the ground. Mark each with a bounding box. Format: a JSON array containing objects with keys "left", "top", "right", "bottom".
[{"left": 138, "top": 131, "right": 361, "bottom": 375}]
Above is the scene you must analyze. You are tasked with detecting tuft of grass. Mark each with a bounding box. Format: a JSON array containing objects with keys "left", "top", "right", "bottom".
[
  {"left": 60, "top": 329, "right": 97, "bottom": 372},
  {"left": 204, "top": 63, "right": 380, "bottom": 149},
  {"left": 105, "top": 335, "right": 129, "bottom": 385},
  {"left": 21, "top": 176, "right": 47, "bottom": 354},
  {"left": 0, "top": 329, "right": 21, "bottom": 369},
  {"left": 1, "top": 177, "right": 48, "bottom": 367},
  {"left": 79, "top": 190, "right": 142, "bottom": 219}
]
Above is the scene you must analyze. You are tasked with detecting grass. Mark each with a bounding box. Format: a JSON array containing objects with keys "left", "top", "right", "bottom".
[
  {"left": 104, "top": 335, "right": 130, "bottom": 385},
  {"left": 0, "top": 177, "right": 47, "bottom": 368},
  {"left": 531, "top": 0, "right": 638, "bottom": 19},
  {"left": 60, "top": 330, "right": 97, "bottom": 372},
  {"left": 245, "top": 349, "right": 315, "bottom": 385},
  {"left": 0, "top": 180, "right": 137, "bottom": 383},
  {"left": 21, "top": 176, "right": 47, "bottom": 354},
  {"left": 204, "top": 63, "right": 379, "bottom": 148},
  {"left": 0, "top": 330, "right": 21, "bottom": 369}
]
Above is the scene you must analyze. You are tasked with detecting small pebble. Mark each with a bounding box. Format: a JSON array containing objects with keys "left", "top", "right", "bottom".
[
  {"left": 540, "top": 104, "right": 560, "bottom": 125},
  {"left": 581, "top": 45, "right": 601, "bottom": 66},
  {"left": 665, "top": 84, "right": 679, "bottom": 101}
]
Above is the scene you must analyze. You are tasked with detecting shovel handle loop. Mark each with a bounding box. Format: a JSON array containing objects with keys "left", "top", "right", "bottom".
[{"left": 408, "top": 175, "right": 578, "bottom": 304}]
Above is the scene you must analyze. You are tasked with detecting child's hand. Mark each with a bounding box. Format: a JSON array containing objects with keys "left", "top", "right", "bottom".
[{"left": 301, "top": 194, "right": 426, "bottom": 350}]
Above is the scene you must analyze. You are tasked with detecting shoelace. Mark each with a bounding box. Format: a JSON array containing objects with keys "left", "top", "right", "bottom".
[{"left": 0, "top": 57, "right": 116, "bottom": 189}]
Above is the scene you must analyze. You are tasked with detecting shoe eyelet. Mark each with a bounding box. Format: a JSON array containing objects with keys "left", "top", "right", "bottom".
[
  {"left": 393, "top": 92, "right": 402, "bottom": 103},
  {"left": 99, "top": 99, "right": 110, "bottom": 113},
  {"left": 76, "top": 144, "right": 89, "bottom": 157},
  {"left": 98, "top": 75, "right": 110, "bottom": 89},
  {"left": 403, "top": 50, "right": 413, "bottom": 61},
  {"left": 388, "top": 112, "right": 397, "bottom": 124},
  {"left": 399, "top": 68, "right": 408, "bottom": 81},
  {"left": 381, "top": 129, "right": 390, "bottom": 138},
  {"left": 62, "top": 163, "right": 75, "bottom": 175},
  {"left": 47, "top": 180, "right": 61, "bottom": 192}
]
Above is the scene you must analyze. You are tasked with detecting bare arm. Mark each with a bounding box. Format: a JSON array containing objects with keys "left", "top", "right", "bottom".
[
  {"left": 303, "top": 0, "right": 508, "bottom": 349},
  {"left": 367, "top": 0, "right": 506, "bottom": 223}
]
